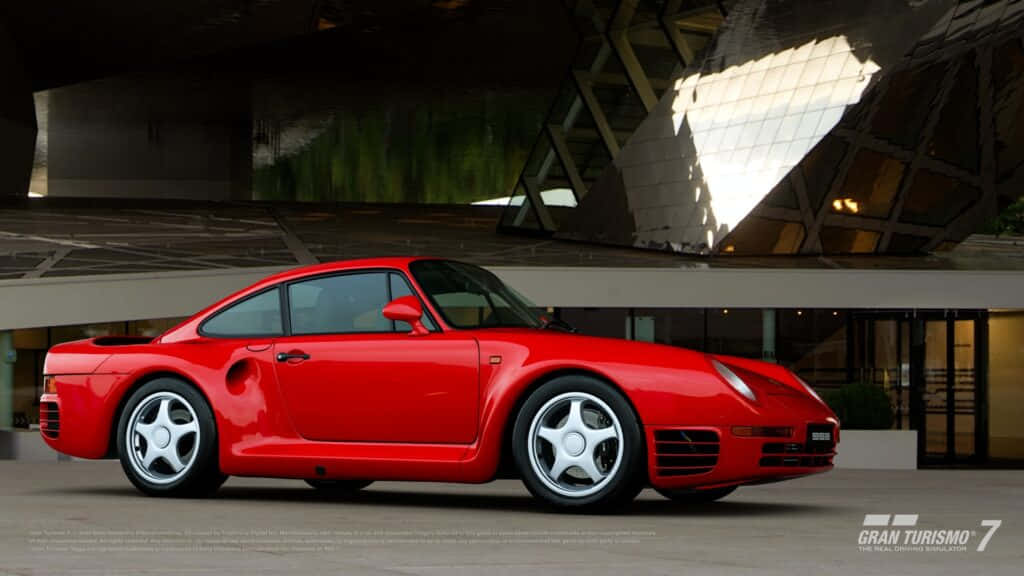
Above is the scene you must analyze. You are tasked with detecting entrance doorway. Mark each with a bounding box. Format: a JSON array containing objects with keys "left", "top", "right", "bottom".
[{"left": 851, "top": 311, "right": 987, "bottom": 466}]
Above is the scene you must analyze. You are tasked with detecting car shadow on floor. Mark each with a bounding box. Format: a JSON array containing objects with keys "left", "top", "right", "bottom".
[{"left": 44, "top": 484, "right": 848, "bottom": 516}]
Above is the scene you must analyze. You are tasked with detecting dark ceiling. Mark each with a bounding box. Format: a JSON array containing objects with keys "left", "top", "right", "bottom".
[{"left": 2, "top": 0, "right": 541, "bottom": 92}]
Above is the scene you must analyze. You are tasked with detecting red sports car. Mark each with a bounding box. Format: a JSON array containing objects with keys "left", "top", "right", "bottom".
[{"left": 40, "top": 257, "right": 838, "bottom": 509}]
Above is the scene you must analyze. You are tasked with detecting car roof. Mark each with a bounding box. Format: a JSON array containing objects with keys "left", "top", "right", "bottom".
[
  {"left": 257, "top": 256, "right": 441, "bottom": 286},
  {"left": 157, "top": 256, "right": 449, "bottom": 343}
]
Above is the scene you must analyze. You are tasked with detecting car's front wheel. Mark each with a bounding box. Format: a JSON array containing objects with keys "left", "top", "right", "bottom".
[
  {"left": 512, "top": 375, "right": 645, "bottom": 510},
  {"left": 116, "top": 377, "right": 226, "bottom": 497}
]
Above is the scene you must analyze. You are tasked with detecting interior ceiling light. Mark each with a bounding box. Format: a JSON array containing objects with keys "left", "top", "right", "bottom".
[{"left": 832, "top": 198, "right": 860, "bottom": 213}]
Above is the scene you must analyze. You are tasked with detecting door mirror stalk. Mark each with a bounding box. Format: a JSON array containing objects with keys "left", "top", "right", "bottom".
[{"left": 382, "top": 295, "right": 430, "bottom": 336}]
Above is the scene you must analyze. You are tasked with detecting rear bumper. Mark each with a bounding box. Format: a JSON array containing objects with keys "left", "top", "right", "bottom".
[
  {"left": 38, "top": 373, "right": 125, "bottom": 459},
  {"left": 646, "top": 418, "right": 838, "bottom": 490}
]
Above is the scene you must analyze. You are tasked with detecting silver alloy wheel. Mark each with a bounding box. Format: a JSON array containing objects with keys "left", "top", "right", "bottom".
[
  {"left": 125, "top": 391, "right": 201, "bottom": 485},
  {"left": 526, "top": 391, "right": 624, "bottom": 498}
]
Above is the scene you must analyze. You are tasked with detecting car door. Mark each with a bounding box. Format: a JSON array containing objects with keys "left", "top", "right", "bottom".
[{"left": 273, "top": 270, "right": 480, "bottom": 444}]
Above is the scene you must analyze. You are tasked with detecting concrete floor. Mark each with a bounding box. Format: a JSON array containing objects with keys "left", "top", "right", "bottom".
[{"left": 1, "top": 462, "right": 1021, "bottom": 575}]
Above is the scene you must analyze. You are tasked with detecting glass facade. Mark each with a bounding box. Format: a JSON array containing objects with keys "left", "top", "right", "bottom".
[
  {"left": 503, "top": 0, "right": 1024, "bottom": 258},
  {"left": 556, "top": 305, "right": 1021, "bottom": 464},
  {"left": 2, "top": 306, "right": 1021, "bottom": 465}
]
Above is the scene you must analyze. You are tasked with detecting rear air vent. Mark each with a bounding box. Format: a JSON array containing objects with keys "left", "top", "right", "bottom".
[
  {"left": 40, "top": 402, "right": 60, "bottom": 439},
  {"left": 653, "top": 429, "right": 719, "bottom": 477}
]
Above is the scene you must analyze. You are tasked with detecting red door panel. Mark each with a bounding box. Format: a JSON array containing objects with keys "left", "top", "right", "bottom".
[{"left": 273, "top": 333, "right": 479, "bottom": 444}]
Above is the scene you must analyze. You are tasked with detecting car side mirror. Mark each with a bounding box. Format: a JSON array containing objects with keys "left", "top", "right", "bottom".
[{"left": 382, "top": 295, "right": 429, "bottom": 336}]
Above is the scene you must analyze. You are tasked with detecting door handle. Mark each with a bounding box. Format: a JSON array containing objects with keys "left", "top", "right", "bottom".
[{"left": 276, "top": 351, "right": 310, "bottom": 362}]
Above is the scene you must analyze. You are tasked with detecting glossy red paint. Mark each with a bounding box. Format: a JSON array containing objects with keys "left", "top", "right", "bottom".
[{"left": 41, "top": 257, "right": 838, "bottom": 491}]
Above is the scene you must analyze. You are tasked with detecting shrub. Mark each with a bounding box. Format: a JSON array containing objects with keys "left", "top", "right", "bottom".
[{"left": 821, "top": 383, "right": 894, "bottom": 430}]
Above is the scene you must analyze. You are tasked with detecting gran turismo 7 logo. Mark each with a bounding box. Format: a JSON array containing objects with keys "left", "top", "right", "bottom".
[{"left": 858, "top": 514, "right": 1001, "bottom": 553}]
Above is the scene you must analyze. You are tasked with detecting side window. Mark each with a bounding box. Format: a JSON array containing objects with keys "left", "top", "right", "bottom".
[
  {"left": 202, "top": 289, "right": 282, "bottom": 337},
  {"left": 388, "top": 273, "right": 437, "bottom": 332},
  {"left": 289, "top": 273, "right": 392, "bottom": 335}
]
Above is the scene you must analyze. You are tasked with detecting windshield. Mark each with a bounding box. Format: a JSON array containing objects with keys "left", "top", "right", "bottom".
[{"left": 409, "top": 260, "right": 541, "bottom": 329}]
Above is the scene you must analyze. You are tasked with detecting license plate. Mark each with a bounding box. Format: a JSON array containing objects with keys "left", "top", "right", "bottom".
[{"left": 807, "top": 424, "right": 833, "bottom": 447}]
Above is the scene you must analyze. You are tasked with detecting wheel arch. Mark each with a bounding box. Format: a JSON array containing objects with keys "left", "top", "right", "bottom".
[
  {"left": 495, "top": 367, "right": 645, "bottom": 480},
  {"left": 105, "top": 370, "right": 214, "bottom": 458}
]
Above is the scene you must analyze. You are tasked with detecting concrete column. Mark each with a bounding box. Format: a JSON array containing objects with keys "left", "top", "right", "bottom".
[
  {"left": 762, "top": 308, "right": 776, "bottom": 363},
  {"left": 0, "top": 331, "right": 13, "bottom": 429},
  {"left": 0, "top": 20, "right": 37, "bottom": 200}
]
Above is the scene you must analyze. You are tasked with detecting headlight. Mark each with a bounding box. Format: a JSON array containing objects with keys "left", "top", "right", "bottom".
[
  {"left": 793, "top": 373, "right": 825, "bottom": 405},
  {"left": 711, "top": 359, "right": 756, "bottom": 402}
]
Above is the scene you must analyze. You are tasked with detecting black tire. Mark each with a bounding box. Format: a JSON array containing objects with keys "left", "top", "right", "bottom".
[
  {"left": 305, "top": 479, "right": 373, "bottom": 495},
  {"left": 116, "top": 377, "right": 226, "bottom": 497},
  {"left": 655, "top": 485, "right": 737, "bottom": 503},
  {"left": 512, "top": 375, "right": 645, "bottom": 511}
]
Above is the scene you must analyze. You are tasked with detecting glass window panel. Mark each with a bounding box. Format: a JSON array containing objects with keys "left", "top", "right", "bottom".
[
  {"left": 927, "top": 54, "right": 979, "bottom": 172},
  {"left": 721, "top": 217, "right": 804, "bottom": 254},
  {"left": 816, "top": 106, "right": 847, "bottom": 137},
  {"left": 558, "top": 308, "right": 629, "bottom": 339},
  {"left": 989, "top": 311, "right": 1024, "bottom": 459},
  {"left": 870, "top": 61, "right": 947, "bottom": 149},
  {"left": 203, "top": 290, "right": 282, "bottom": 337},
  {"left": 887, "top": 234, "right": 930, "bottom": 253},
  {"left": 760, "top": 66, "right": 785, "bottom": 95},
  {"left": 778, "top": 61, "right": 806, "bottom": 92},
  {"left": 747, "top": 144, "right": 772, "bottom": 172},
  {"left": 819, "top": 227, "right": 880, "bottom": 253},
  {"left": 809, "top": 81, "right": 838, "bottom": 111},
  {"left": 766, "top": 141, "right": 790, "bottom": 169},
  {"left": 787, "top": 86, "right": 816, "bottom": 116},
  {"left": 795, "top": 110, "right": 825, "bottom": 140},
  {"left": 128, "top": 318, "right": 188, "bottom": 337},
  {"left": 723, "top": 76, "right": 745, "bottom": 102},
  {"left": 836, "top": 149, "right": 906, "bottom": 219},
  {"left": 388, "top": 273, "right": 437, "bottom": 332},
  {"left": 51, "top": 322, "right": 128, "bottom": 344},
  {"left": 801, "top": 136, "right": 849, "bottom": 212},
  {"left": 720, "top": 124, "right": 744, "bottom": 151},
  {"left": 798, "top": 56, "right": 828, "bottom": 87},
  {"left": 706, "top": 308, "right": 762, "bottom": 359},
  {"left": 755, "top": 117, "right": 783, "bottom": 147},
  {"left": 12, "top": 328, "right": 47, "bottom": 350},
  {"left": 632, "top": 308, "right": 705, "bottom": 350},
  {"left": 762, "top": 176, "right": 800, "bottom": 210},
  {"left": 899, "top": 169, "right": 980, "bottom": 226},
  {"left": 785, "top": 137, "right": 814, "bottom": 165},
  {"left": 741, "top": 70, "right": 766, "bottom": 99},
  {"left": 819, "top": 51, "right": 849, "bottom": 84},
  {"left": 289, "top": 273, "right": 391, "bottom": 335},
  {"left": 775, "top": 114, "right": 802, "bottom": 142},
  {"left": 777, "top": 309, "right": 848, "bottom": 390},
  {"left": 810, "top": 37, "right": 836, "bottom": 59}
]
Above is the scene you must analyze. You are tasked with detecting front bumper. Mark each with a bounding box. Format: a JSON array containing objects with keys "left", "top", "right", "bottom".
[{"left": 646, "top": 414, "right": 838, "bottom": 490}]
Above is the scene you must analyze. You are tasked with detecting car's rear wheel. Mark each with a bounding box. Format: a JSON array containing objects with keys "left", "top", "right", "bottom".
[
  {"left": 305, "top": 479, "right": 373, "bottom": 496},
  {"left": 116, "top": 378, "right": 226, "bottom": 497},
  {"left": 655, "top": 486, "right": 737, "bottom": 503},
  {"left": 512, "top": 375, "right": 644, "bottom": 510}
]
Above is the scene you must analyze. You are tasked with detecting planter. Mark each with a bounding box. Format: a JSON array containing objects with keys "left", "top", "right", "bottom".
[{"left": 834, "top": 430, "right": 917, "bottom": 469}]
